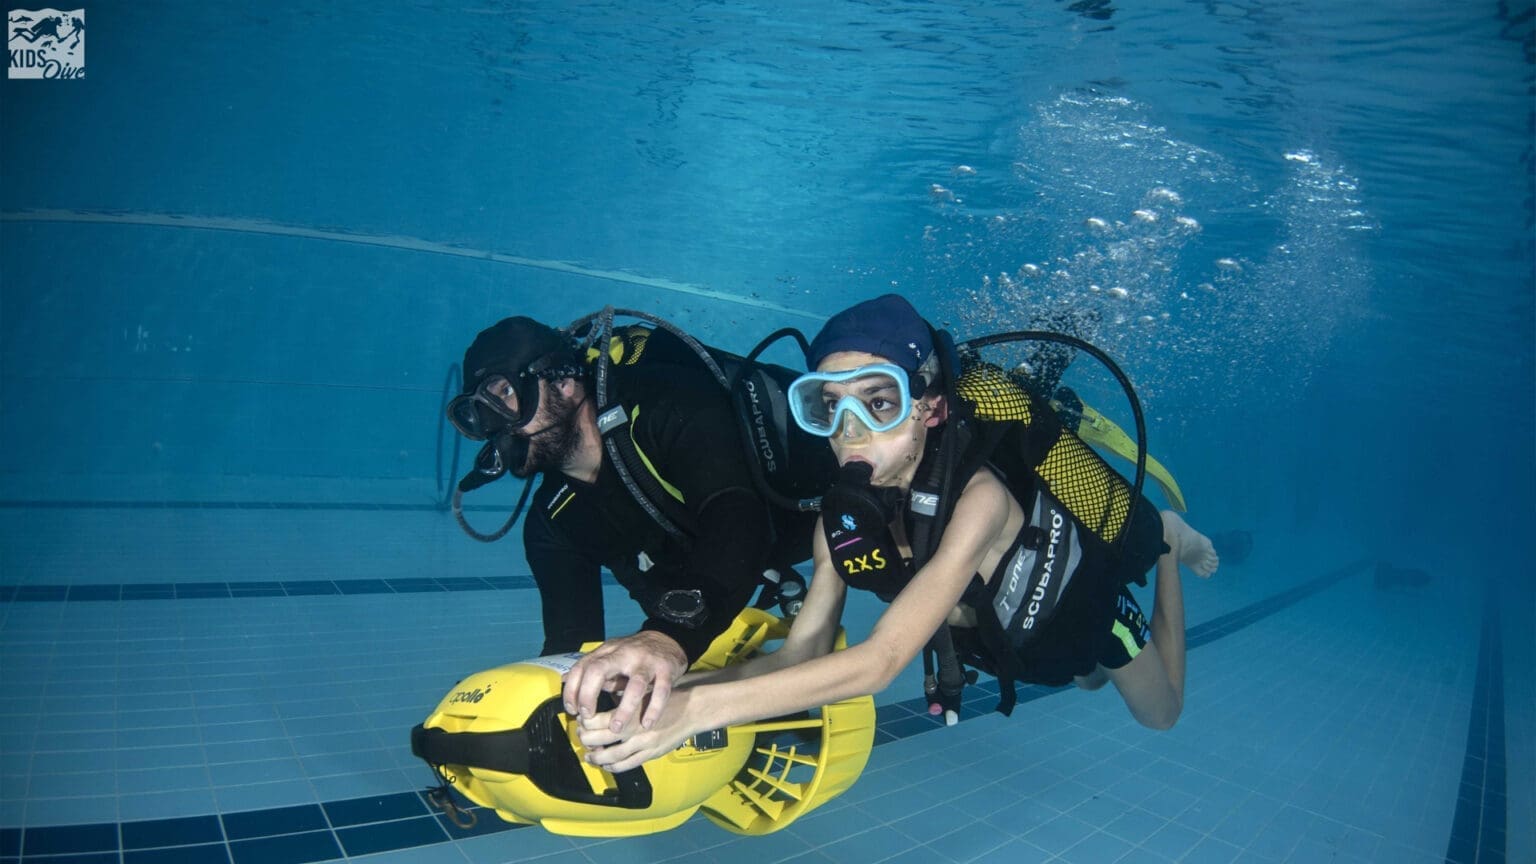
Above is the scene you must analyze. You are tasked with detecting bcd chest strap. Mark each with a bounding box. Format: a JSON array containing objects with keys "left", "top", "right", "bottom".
[
  {"left": 909, "top": 415, "right": 1121, "bottom": 717},
  {"left": 901, "top": 420, "right": 1036, "bottom": 717},
  {"left": 596, "top": 402, "right": 698, "bottom": 541}
]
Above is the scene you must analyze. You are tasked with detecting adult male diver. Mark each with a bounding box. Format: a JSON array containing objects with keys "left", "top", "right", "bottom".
[{"left": 447, "top": 316, "right": 810, "bottom": 732}]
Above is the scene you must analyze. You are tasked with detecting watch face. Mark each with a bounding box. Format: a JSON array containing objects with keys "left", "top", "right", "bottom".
[
  {"left": 659, "top": 589, "right": 704, "bottom": 623},
  {"left": 665, "top": 590, "right": 700, "bottom": 611}
]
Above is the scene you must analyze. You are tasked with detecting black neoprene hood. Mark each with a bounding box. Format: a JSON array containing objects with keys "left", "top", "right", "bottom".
[{"left": 461, "top": 316, "right": 572, "bottom": 393}]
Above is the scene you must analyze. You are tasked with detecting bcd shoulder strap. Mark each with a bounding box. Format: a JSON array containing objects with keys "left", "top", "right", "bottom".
[
  {"left": 904, "top": 417, "right": 1031, "bottom": 716},
  {"left": 585, "top": 319, "right": 696, "bottom": 541},
  {"left": 582, "top": 312, "right": 827, "bottom": 546},
  {"left": 595, "top": 398, "right": 698, "bottom": 541}
]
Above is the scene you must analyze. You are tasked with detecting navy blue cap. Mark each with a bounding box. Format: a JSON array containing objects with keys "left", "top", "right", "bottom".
[{"left": 807, "top": 294, "right": 933, "bottom": 373}]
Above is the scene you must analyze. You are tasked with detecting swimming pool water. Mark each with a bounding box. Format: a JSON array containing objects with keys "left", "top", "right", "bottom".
[{"left": 2, "top": 1, "right": 1530, "bottom": 862}]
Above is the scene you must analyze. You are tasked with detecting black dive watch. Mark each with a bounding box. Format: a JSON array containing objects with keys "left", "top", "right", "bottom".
[{"left": 655, "top": 589, "right": 707, "bottom": 627}]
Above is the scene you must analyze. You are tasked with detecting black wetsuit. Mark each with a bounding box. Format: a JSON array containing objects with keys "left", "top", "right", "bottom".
[
  {"left": 523, "top": 362, "right": 809, "bottom": 663},
  {"left": 838, "top": 490, "right": 1157, "bottom": 689},
  {"left": 829, "top": 423, "right": 1167, "bottom": 691},
  {"left": 956, "top": 505, "right": 1155, "bottom": 687}
]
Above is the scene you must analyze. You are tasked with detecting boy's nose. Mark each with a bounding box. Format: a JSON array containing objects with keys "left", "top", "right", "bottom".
[{"left": 839, "top": 414, "right": 870, "bottom": 439}]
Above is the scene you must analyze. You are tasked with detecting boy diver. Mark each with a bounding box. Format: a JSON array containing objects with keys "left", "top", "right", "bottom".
[{"left": 568, "top": 295, "right": 1218, "bottom": 772}]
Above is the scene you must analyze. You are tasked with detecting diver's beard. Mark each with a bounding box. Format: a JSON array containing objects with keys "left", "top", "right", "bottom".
[{"left": 509, "top": 388, "right": 584, "bottom": 478}]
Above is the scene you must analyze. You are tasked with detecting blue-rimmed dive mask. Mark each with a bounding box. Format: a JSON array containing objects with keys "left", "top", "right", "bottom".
[{"left": 788, "top": 363, "right": 914, "bottom": 437}]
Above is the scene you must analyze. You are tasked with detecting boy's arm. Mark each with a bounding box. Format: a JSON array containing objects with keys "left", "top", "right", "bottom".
[
  {"left": 683, "top": 519, "right": 848, "bottom": 687},
  {"left": 580, "top": 472, "right": 1013, "bottom": 771}
]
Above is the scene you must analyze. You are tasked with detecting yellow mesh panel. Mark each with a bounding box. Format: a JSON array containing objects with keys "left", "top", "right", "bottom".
[
  {"left": 587, "top": 326, "right": 652, "bottom": 366},
  {"left": 955, "top": 360, "right": 1133, "bottom": 544},
  {"left": 613, "top": 326, "right": 650, "bottom": 365},
  {"left": 1037, "top": 431, "right": 1133, "bottom": 542},
  {"left": 956, "top": 362, "right": 1033, "bottom": 423}
]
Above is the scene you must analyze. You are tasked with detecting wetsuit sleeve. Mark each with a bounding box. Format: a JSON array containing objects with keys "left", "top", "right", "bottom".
[
  {"left": 633, "top": 384, "right": 775, "bottom": 663},
  {"left": 523, "top": 498, "right": 606, "bottom": 656}
]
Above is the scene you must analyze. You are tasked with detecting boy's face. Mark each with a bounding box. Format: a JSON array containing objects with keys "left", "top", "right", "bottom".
[{"left": 817, "top": 350, "right": 935, "bottom": 489}]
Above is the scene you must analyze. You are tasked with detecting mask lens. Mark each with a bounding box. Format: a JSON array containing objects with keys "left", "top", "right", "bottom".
[
  {"left": 475, "top": 375, "right": 525, "bottom": 424},
  {"left": 447, "top": 373, "right": 541, "bottom": 440},
  {"left": 446, "top": 394, "right": 496, "bottom": 440},
  {"left": 789, "top": 365, "right": 911, "bottom": 436}
]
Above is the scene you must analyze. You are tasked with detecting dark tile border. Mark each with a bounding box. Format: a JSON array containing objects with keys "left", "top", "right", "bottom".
[
  {"left": 221, "top": 805, "right": 327, "bottom": 841},
  {"left": 1185, "top": 559, "right": 1369, "bottom": 649},
  {"left": 122, "top": 815, "right": 223, "bottom": 849},
  {"left": 1444, "top": 583, "right": 1507, "bottom": 864},
  {"left": 227, "top": 830, "right": 340, "bottom": 864},
  {"left": 334, "top": 817, "right": 447, "bottom": 857},
  {"left": 15, "top": 823, "right": 118, "bottom": 856},
  {"left": 0, "top": 574, "right": 544, "bottom": 603},
  {"left": 870, "top": 559, "right": 1373, "bottom": 732},
  {"left": 0, "top": 500, "right": 517, "bottom": 513},
  {"left": 124, "top": 842, "right": 232, "bottom": 863}
]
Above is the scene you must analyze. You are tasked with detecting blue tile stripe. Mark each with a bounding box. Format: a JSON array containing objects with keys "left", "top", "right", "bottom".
[
  {"left": 871, "top": 558, "right": 1374, "bottom": 736},
  {"left": 0, "top": 500, "right": 517, "bottom": 512},
  {"left": 0, "top": 559, "right": 1368, "bottom": 609},
  {"left": 0, "top": 574, "right": 586, "bottom": 602},
  {"left": 1185, "top": 558, "right": 1370, "bottom": 649},
  {"left": 9, "top": 558, "right": 1469, "bottom": 864},
  {"left": 8, "top": 794, "right": 441, "bottom": 864},
  {"left": 1443, "top": 582, "right": 1507, "bottom": 864}
]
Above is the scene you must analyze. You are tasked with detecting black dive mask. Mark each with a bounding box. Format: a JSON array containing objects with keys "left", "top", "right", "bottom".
[
  {"left": 447, "top": 377, "right": 523, "bottom": 441},
  {"left": 446, "top": 355, "right": 584, "bottom": 441}
]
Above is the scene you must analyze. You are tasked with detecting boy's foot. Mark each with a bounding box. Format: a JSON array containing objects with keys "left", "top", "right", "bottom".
[{"left": 1168, "top": 513, "right": 1219, "bottom": 577}]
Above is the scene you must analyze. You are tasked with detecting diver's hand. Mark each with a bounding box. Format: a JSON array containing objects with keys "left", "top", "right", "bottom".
[
  {"left": 562, "top": 630, "right": 688, "bottom": 733},
  {"left": 577, "top": 688, "right": 697, "bottom": 773}
]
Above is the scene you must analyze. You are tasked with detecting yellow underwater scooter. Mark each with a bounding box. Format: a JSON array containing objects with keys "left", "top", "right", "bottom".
[{"left": 411, "top": 608, "right": 876, "bottom": 837}]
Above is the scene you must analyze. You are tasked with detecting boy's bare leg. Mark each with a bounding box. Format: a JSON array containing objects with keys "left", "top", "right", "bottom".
[
  {"left": 1155, "top": 510, "right": 1218, "bottom": 695},
  {"left": 1075, "top": 666, "right": 1110, "bottom": 691},
  {"left": 1106, "top": 510, "right": 1218, "bottom": 728}
]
